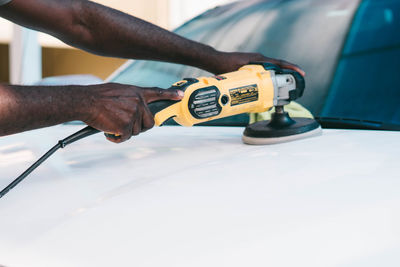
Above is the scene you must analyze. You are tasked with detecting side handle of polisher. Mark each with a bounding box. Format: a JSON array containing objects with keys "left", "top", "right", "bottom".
[
  {"left": 105, "top": 99, "right": 180, "bottom": 140},
  {"left": 105, "top": 78, "right": 201, "bottom": 139},
  {"left": 149, "top": 99, "right": 182, "bottom": 126}
]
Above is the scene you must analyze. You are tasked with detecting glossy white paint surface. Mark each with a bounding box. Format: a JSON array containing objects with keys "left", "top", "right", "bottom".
[{"left": 0, "top": 125, "right": 399, "bottom": 267}]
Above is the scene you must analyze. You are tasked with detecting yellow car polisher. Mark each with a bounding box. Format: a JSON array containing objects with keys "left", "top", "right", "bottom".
[
  {"left": 149, "top": 63, "right": 278, "bottom": 127},
  {"left": 142, "top": 62, "right": 321, "bottom": 144},
  {"left": 0, "top": 63, "right": 321, "bottom": 199}
]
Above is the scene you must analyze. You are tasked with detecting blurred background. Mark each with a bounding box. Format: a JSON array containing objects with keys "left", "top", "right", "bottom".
[{"left": 0, "top": 0, "right": 234, "bottom": 84}]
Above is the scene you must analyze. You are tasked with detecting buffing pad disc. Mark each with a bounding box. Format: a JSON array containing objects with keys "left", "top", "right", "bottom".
[{"left": 242, "top": 117, "right": 322, "bottom": 145}]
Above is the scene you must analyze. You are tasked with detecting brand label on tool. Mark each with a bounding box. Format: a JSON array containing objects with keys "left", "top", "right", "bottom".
[{"left": 229, "top": 84, "right": 259, "bottom": 106}]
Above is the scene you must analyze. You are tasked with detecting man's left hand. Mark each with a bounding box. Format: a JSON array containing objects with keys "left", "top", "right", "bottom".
[{"left": 213, "top": 52, "right": 306, "bottom": 77}]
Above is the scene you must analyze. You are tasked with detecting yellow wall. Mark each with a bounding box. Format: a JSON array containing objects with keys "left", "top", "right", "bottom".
[
  {"left": 0, "top": 44, "right": 9, "bottom": 82},
  {"left": 42, "top": 48, "right": 126, "bottom": 81},
  {"left": 40, "top": 0, "right": 170, "bottom": 82}
]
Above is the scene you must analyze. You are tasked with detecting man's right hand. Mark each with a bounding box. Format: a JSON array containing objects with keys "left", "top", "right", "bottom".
[{"left": 84, "top": 83, "right": 184, "bottom": 143}]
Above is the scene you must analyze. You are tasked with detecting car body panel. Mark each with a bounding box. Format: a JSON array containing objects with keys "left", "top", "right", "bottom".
[{"left": 0, "top": 125, "right": 399, "bottom": 267}]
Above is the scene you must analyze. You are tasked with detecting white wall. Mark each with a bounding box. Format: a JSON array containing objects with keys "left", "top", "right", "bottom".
[
  {"left": 169, "top": 0, "right": 235, "bottom": 29},
  {"left": 10, "top": 25, "right": 42, "bottom": 85}
]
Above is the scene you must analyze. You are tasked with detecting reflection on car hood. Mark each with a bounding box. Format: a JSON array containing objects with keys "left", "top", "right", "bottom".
[{"left": 0, "top": 125, "right": 399, "bottom": 267}]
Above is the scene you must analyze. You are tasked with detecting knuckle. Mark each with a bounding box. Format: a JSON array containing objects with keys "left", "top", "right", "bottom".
[
  {"left": 133, "top": 95, "right": 142, "bottom": 104},
  {"left": 153, "top": 87, "right": 163, "bottom": 96},
  {"left": 145, "top": 112, "right": 155, "bottom": 126},
  {"left": 143, "top": 120, "right": 155, "bottom": 131},
  {"left": 142, "top": 126, "right": 151, "bottom": 133},
  {"left": 132, "top": 127, "right": 141, "bottom": 136},
  {"left": 120, "top": 118, "right": 131, "bottom": 128},
  {"left": 149, "top": 116, "right": 155, "bottom": 126},
  {"left": 131, "top": 105, "right": 139, "bottom": 113},
  {"left": 136, "top": 96, "right": 146, "bottom": 107},
  {"left": 124, "top": 126, "right": 132, "bottom": 136}
]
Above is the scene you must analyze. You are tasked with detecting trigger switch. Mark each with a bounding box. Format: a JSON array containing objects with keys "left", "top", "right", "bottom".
[{"left": 171, "top": 78, "right": 199, "bottom": 92}]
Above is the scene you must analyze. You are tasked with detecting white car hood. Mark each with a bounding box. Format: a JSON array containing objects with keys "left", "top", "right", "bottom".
[{"left": 0, "top": 125, "right": 399, "bottom": 267}]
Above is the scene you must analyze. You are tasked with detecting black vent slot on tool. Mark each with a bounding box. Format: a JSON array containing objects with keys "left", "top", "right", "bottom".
[{"left": 188, "top": 86, "right": 222, "bottom": 119}]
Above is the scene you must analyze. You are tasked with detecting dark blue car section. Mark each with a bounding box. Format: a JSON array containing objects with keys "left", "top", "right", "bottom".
[{"left": 321, "top": 0, "right": 400, "bottom": 129}]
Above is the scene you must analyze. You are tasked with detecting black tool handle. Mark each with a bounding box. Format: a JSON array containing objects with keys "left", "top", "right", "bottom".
[
  {"left": 105, "top": 99, "right": 179, "bottom": 140},
  {"left": 148, "top": 99, "right": 180, "bottom": 116}
]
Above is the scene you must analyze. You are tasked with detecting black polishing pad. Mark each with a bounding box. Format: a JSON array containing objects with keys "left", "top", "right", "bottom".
[{"left": 243, "top": 111, "right": 322, "bottom": 145}]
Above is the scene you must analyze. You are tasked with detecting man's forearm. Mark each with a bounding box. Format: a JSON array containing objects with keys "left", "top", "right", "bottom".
[
  {"left": 0, "top": 84, "right": 88, "bottom": 136},
  {"left": 0, "top": 0, "right": 232, "bottom": 74},
  {"left": 72, "top": 1, "right": 225, "bottom": 73}
]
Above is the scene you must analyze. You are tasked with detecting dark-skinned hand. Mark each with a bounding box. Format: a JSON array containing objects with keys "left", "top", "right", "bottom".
[
  {"left": 83, "top": 83, "right": 184, "bottom": 143},
  {"left": 214, "top": 52, "right": 306, "bottom": 77}
]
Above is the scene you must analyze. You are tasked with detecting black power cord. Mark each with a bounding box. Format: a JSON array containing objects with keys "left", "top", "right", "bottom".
[
  {"left": 0, "top": 99, "right": 177, "bottom": 199},
  {"left": 0, "top": 126, "right": 99, "bottom": 199}
]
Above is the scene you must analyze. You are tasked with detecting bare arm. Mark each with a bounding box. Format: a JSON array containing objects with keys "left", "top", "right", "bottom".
[
  {"left": 0, "top": 83, "right": 183, "bottom": 142},
  {"left": 0, "top": 0, "right": 305, "bottom": 75}
]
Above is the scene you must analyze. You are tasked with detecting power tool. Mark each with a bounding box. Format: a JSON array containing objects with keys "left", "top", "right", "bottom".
[{"left": 0, "top": 62, "right": 321, "bottom": 199}]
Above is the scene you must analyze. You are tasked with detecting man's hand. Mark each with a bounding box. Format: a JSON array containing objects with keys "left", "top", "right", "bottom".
[
  {"left": 84, "top": 84, "right": 184, "bottom": 143},
  {"left": 212, "top": 52, "right": 306, "bottom": 77},
  {"left": 0, "top": 83, "right": 183, "bottom": 142}
]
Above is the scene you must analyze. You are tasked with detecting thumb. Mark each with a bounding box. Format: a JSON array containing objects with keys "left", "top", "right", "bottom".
[{"left": 143, "top": 87, "right": 184, "bottom": 104}]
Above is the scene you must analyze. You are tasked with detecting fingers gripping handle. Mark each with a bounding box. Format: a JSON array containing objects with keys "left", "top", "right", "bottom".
[{"left": 104, "top": 100, "right": 180, "bottom": 140}]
